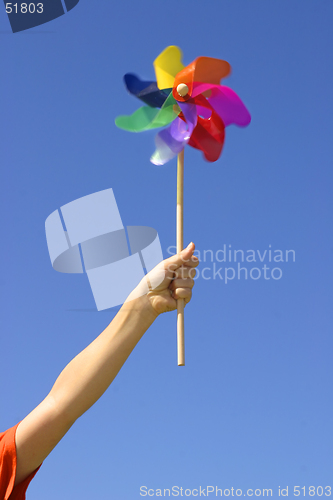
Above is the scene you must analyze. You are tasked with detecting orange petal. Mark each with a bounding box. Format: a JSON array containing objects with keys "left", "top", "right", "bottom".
[{"left": 173, "top": 56, "right": 231, "bottom": 102}]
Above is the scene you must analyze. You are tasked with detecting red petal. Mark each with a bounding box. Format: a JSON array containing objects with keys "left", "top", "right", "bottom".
[{"left": 188, "top": 95, "right": 225, "bottom": 162}]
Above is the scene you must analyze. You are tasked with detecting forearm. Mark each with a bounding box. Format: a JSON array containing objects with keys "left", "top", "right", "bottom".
[
  {"left": 47, "top": 294, "right": 158, "bottom": 424},
  {"left": 14, "top": 294, "right": 158, "bottom": 486}
]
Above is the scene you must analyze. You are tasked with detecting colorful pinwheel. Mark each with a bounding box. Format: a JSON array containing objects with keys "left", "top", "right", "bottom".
[
  {"left": 115, "top": 46, "right": 251, "bottom": 366},
  {"left": 115, "top": 45, "right": 251, "bottom": 165}
]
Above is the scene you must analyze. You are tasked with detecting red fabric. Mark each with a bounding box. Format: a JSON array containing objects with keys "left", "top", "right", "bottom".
[{"left": 0, "top": 423, "right": 41, "bottom": 500}]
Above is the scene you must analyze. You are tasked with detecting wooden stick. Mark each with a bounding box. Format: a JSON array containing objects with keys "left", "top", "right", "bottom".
[{"left": 177, "top": 149, "right": 185, "bottom": 366}]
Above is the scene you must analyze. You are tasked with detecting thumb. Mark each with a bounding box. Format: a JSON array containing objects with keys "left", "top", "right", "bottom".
[{"left": 166, "top": 242, "right": 198, "bottom": 270}]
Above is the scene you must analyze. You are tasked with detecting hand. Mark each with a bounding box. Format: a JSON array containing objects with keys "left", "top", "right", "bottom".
[{"left": 134, "top": 242, "right": 199, "bottom": 316}]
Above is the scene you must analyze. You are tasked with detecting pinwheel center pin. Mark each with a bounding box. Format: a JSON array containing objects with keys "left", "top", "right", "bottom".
[
  {"left": 115, "top": 45, "right": 251, "bottom": 366},
  {"left": 176, "top": 83, "right": 189, "bottom": 97}
]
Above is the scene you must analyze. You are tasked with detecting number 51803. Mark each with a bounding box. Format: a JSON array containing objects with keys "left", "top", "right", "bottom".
[{"left": 6, "top": 3, "right": 44, "bottom": 13}]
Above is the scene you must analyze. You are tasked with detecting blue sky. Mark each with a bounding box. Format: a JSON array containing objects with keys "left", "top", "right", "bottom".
[{"left": 1, "top": 1, "right": 332, "bottom": 498}]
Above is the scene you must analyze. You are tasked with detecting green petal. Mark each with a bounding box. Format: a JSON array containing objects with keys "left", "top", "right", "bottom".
[{"left": 115, "top": 92, "right": 180, "bottom": 132}]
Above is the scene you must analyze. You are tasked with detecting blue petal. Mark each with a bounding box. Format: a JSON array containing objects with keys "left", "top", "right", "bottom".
[{"left": 124, "top": 74, "right": 171, "bottom": 108}]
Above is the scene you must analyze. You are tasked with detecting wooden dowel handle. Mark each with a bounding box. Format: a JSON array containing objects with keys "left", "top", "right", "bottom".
[
  {"left": 177, "top": 150, "right": 185, "bottom": 366},
  {"left": 177, "top": 299, "right": 185, "bottom": 366}
]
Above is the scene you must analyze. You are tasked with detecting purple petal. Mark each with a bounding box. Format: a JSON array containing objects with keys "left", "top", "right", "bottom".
[{"left": 150, "top": 100, "right": 198, "bottom": 165}]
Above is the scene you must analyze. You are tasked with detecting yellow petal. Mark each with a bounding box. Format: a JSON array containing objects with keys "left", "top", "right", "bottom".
[{"left": 153, "top": 45, "right": 185, "bottom": 90}]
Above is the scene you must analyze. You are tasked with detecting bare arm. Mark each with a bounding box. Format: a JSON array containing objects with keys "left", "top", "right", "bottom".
[{"left": 14, "top": 243, "right": 198, "bottom": 485}]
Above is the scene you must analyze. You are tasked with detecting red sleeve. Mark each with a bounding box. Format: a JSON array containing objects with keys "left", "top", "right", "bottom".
[{"left": 0, "top": 423, "right": 41, "bottom": 500}]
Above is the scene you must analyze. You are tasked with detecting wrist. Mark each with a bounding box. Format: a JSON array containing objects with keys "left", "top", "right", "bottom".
[{"left": 122, "top": 293, "right": 159, "bottom": 325}]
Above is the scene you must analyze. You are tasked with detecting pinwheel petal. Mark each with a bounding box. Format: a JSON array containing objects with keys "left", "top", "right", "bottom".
[
  {"left": 150, "top": 120, "right": 184, "bottom": 165},
  {"left": 178, "top": 100, "right": 198, "bottom": 139},
  {"left": 192, "top": 83, "right": 251, "bottom": 127},
  {"left": 187, "top": 95, "right": 225, "bottom": 162},
  {"left": 153, "top": 45, "right": 185, "bottom": 91},
  {"left": 173, "top": 56, "right": 231, "bottom": 102},
  {"left": 189, "top": 120, "right": 225, "bottom": 162},
  {"left": 150, "top": 100, "right": 198, "bottom": 165},
  {"left": 124, "top": 74, "right": 170, "bottom": 108},
  {"left": 115, "top": 92, "right": 180, "bottom": 132},
  {"left": 209, "top": 86, "right": 251, "bottom": 127}
]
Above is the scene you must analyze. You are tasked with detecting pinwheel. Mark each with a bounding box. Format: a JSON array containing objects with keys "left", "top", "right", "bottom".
[{"left": 115, "top": 45, "right": 251, "bottom": 365}]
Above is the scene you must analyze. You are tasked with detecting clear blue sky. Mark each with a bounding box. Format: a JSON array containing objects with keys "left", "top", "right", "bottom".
[{"left": 1, "top": 1, "right": 332, "bottom": 498}]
